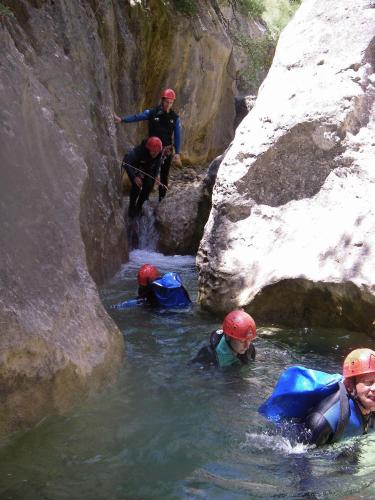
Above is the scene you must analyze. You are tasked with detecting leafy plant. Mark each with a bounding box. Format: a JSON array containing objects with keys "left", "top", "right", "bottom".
[
  {"left": 235, "top": 32, "right": 276, "bottom": 92},
  {"left": 263, "top": 0, "right": 301, "bottom": 36},
  {"left": 171, "top": 0, "right": 197, "bottom": 15},
  {"left": 0, "top": 3, "right": 15, "bottom": 18},
  {"left": 237, "top": 0, "right": 265, "bottom": 18}
]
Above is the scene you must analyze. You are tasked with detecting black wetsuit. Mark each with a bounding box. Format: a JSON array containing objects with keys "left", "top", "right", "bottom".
[
  {"left": 137, "top": 284, "right": 159, "bottom": 307},
  {"left": 191, "top": 330, "right": 256, "bottom": 368},
  {"left": 122, "top": 140, "right": 162, "bottom": 217},
  {"left": 148, "top": 105, "right": 180, "bottom": 201}
]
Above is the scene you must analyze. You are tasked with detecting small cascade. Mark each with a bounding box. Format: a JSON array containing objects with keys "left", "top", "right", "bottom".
[
  {"left": 138, "top": 202, "right": 158, "bottom": 249},
  {"left": 127, "top": 201, "right": 158, "bottom": 251}
]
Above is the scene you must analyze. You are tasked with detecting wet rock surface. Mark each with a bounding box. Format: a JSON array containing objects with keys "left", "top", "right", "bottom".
[{"left": 197, "top": 0, "right": 375, "bottom": 334}]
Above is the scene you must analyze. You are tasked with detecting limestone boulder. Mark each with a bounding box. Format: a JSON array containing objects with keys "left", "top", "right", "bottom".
[
  {"left": 197, "top": 0, "right": 375, "bottom": 334},
  {"left": 155, "top": 156, "right": 223, "bottom": 255}
]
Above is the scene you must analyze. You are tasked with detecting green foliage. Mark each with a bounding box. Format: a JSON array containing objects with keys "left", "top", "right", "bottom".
[
  {"left": 237, "top": 0, "right": 265, "bottom": 18},
  {"left": 234, "top": 0, "right": 302, "bottom": 91},
  {"left": 171, "top": 0, "right": 197, "bottom": 15},
  {"left": 262, "top": 0, "right": 301, "bottom": 36},
  {"left": 235, "top": 32, "right": 276, "bottom": 92},
  {"left": 0, "top": 3, "right": 15, "bottom": 18}
]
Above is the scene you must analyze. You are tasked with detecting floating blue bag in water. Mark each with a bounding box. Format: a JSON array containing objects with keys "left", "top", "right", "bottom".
[
  {"left": 258, "top": 365, "right": 343, "bottom": 422},
  {"left": 151, "top": 272, "right": 191, "bottom": 308}
]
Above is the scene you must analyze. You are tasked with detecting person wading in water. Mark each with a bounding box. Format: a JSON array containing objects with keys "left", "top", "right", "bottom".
[{"left": 191, "top": 310, "right": 257, "bottom": 368}]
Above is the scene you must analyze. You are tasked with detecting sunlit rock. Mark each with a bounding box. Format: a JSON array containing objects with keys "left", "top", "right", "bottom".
[{"left": 197, "top": 0, "right": 375, "bottom": 334}]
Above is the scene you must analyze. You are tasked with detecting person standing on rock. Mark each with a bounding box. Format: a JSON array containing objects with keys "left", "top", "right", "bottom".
[
  {"left": 122, "top": 137, "right": 163, "bottom": 218},
  {"left": 191, "top": 310, "right": 257, "bottom": 368},
  {"left": 114, "top": 88, "right": 182, "bottom": 202}
]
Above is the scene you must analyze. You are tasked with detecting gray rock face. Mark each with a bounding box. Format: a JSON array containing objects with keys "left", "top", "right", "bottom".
[
  {"left": 197, "top": 0, "right": 375, "bottom": 334},
  {"left": 0, "top": 2, "right": 125, "bottom": 437},
  {"left": 155, "top": 156, "right": 223, "bottom": 255}
]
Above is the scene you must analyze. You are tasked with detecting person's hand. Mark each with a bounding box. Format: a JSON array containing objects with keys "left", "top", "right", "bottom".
[
  {"left": 172, "top": 153, "right": 182, "bottom": 167},
  {"left": 155, "top": 175, "right": 161, "bottom": 186},
  {"left": 163, "top": 145, "right": 173, "bottom": 156},
  {"left": 113, "top": 113, "right": 122, "bottom": 124},
  {"left": 134, "top": 176, "right": 142, "bottom": 188}
]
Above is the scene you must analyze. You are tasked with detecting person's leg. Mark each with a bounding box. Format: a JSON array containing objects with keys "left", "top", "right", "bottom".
[
  {"left": 159, "top": 155, "right": 172, "bottom": 202},
  {"left": 128, "top": 182, "right": 141, "bottom": 218},
  {"left": 136, "top": 178, "right": 155, "bottom": 213}
]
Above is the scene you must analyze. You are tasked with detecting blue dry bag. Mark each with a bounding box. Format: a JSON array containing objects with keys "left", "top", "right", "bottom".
[
  {"left": 258, "top": 365, "right": 343, "bottom": 422},
  {"left": 151, "top": 272, "right": 191, "bottom": 308}
]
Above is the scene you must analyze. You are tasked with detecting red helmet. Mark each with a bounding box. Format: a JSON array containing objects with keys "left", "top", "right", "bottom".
[
  {"left": 161, "top": 88, "right": 176, "bottom": 100},
  {"left": 137, "top": 264, "right": 159, "bottom": 286},
  {"left": 343, "top": 348, "right": 375, "bottom": 379},
  {"left": 222, "top": 310, "right": 256, "bottom": 342},
  {"left": 145, "top": 136, "right": 163, "bottom": 154}
]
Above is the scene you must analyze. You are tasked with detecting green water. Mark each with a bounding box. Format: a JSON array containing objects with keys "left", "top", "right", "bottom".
[{"left": 1, "top": 250, "right": 375, "bottom": 499}]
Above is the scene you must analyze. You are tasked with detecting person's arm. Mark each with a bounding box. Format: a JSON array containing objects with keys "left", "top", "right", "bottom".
[
  {"left": 173, "top": 116, "right": 181, "bottom": 153},
  {"left": 303, "top": 410, "right": 334, "bottom": 446},
  {"left": 114, "top": 109, "right": 150, "bottom": 124},
  {"left": 191, "top": 345, "right": 217, "bottom": 366},
  {"left": 123, "top": 148, "right": 139, "bottom": 183},
  {"left": 110, "top": 297, "right": 146, "bottom": 309},
  {"left": 173, "top": 117, "right": 182, "bottom": 166},
  {"left": 121, "top": 109, "right": 151, "bottom": 123}
]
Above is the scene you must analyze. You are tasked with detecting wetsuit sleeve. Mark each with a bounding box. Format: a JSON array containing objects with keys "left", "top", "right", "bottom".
[
  {"left": 174, "top": 117, "right": 181, "bottom": 154},
  {"left": 121, "top": 109, "right": 151, "bottom": 123},
  {"left": 237, "top": 344, "right": 256, "bottom": 365},
  {"left": 137, "top": 285, "right": 159, "bottom": 306},
  {"left": 304, "top": 410, "right": 334, "bottom": 446},
  {"left": 191, "top": 345, "right": 217, "bottom": 367},
  {"left": 248, "top": 343, "right": 256, "bottom": 360},
  {"left": 123, "top": 148, "right": 139, "bottom": 182}
]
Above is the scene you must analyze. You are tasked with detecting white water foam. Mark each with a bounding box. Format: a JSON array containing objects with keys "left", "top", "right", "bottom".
[
  {"left": 243, "top": 431, "right": 310, "bottom": 455},
  {"left": 114, "top": 250, "right": 196, "bottom": 280}
]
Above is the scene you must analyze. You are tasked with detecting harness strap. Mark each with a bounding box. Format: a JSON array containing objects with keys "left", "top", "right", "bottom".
[{"left": 331, "top": 382, "right": 350, "bottom": 442}]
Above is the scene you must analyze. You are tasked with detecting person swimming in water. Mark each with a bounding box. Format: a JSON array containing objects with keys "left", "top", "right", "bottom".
[{"left": 191, "top": 310, "right": 256, "bottom": 368}]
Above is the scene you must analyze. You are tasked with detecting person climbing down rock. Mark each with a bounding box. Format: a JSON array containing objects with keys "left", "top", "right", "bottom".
[
  {"left": 191, "top": 310, "right": 257, "bottom": 368},
  {"left": 259, "top": 348, "right": 375, "bottom": 447},
  {"left": 114, "top": 88, "right": 182, "bottom": 202},
  {"left": 111, "top": 264, "right": 191, "bottom": 309},
  {"left": 122, "top": 137, "right": 163, "bottom": 218}
]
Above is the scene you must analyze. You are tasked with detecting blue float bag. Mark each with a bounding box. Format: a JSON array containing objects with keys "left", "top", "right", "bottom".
[
  {"left": 151, "top": 272, "right": 191, "bottom": 308},
  {"left": 258, "top": 366, "right": 343, "bottom": 422}
]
